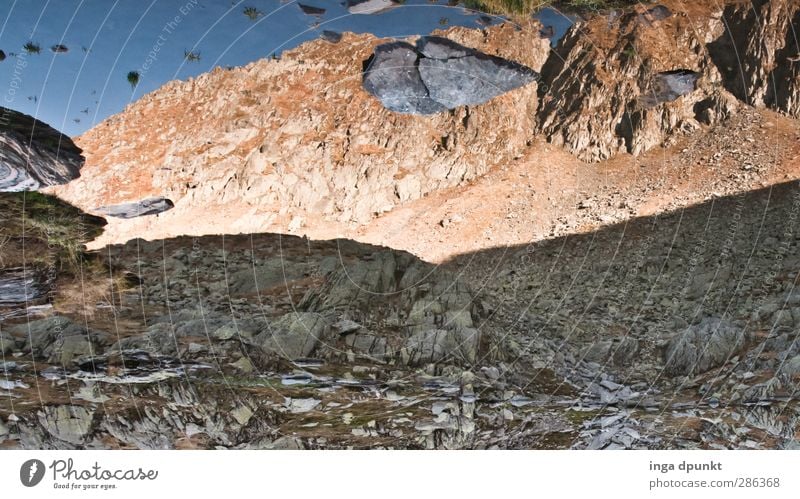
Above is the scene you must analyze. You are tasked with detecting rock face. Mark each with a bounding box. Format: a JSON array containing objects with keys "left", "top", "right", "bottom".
[
  {"left": 0, "top": 107, "right": 84, "bottom": 191},
  {"left": 536, "top": 3, "right": 740, "bottom": 162},
  {"left": 363, "top": 37, "right": 538, "bottom": 114},
  {"left": 536, "top": 0, "right": 800, "bottom": 162},
  {"left": 708, "top": 0, "right": 800, "bottom": 117},
  {"left": 50, "top": 24, "right": 549, "bottom": 241},
  {"left": 94, "top": 197, "right": 174, "bottom": 219}
]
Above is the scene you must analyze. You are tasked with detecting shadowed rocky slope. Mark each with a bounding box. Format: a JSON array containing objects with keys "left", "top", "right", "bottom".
[{"left": 4, "top": 181, "right": 800, "bottom": 449}]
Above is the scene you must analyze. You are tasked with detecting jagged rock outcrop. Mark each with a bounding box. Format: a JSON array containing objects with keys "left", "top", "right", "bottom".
[
  {"left": 537, "top": 0, "right": 800, "bottom": 162},
  {"left": 537, "top": 2, "right": 740, "bottom": 162},
  {"left": 363, "top": 37, "right": 538, "bottom": 113},
  {"left": 95, "top": 197, "right": 174, "bottom": 219},
  {"left": 0, "top": 107, "right": 84, "bottom": 191},
  {"left": 707, "top": 0, "right": 800, "bottom": 117}
]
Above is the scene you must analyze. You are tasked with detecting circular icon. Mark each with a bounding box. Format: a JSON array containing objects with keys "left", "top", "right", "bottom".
[{"left": 20, "top": 459, "right": 45, "bottom": 487}]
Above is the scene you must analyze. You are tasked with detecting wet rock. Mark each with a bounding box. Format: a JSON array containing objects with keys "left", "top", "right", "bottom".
[
  {"left": 364, "top": 37, "right": 537, "bottom": 114},
  {"left": 663, "top": 317, "right": 747, "bottom": 376},
  {"left": 94, "top": 197, "right": 174, "bottom": 219},
  {"left": 640, "top": 70, "right": 700, "bottom": 106},
  {"left": 0, "top": 107, "right": 84, "bottom": 191},
  {"left": 419, "top": 53, "right": 538, "bottom": 109}
]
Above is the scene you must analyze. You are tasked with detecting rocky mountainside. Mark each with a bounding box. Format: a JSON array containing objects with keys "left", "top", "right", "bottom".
[
  {"left": 46, "top": 1, "right": 800, "bottom": 255},
  {"left": 50, "top": 24, "right": 548, "bottom": 238},
  {"left": 0, "top": 107, "right": 85, "bottom": 191}
]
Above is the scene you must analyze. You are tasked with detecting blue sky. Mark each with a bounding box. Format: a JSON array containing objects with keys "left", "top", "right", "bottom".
[{"left": 0, "top": 1, "right": 570, "bottom": 137}]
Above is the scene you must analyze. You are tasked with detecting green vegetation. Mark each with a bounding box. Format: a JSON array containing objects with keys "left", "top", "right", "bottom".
[
  {"left": 126, "top": 70, "right": 140, "bottom": 90},
  {"left": 0, "top": 191, "right": 106, "bottom": 271},
  {"left": 184, "top": 49, "right": 201, "bottom": 62},
  {"left": 243, "top": 6, "right": 263, "bottom": 21},
  {"left": 23, "top": 41, "right": 41, "bottom": 55}
]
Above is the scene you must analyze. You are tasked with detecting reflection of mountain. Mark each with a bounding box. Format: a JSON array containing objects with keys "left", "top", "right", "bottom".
[
  {"left": 4, "top": 180, "right": 800, "bottom": 449},
  {"left": 3, "top": 0, "right": 800, "bottom": 450}
]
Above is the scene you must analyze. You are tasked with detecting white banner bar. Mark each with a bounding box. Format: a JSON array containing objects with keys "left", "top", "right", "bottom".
[{"left": 1, "top": 451, "right": 798, "bottom": 497}]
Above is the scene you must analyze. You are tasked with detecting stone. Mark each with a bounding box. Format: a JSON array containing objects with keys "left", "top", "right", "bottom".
[
  {"left": 363, "top": 42, "right": 446, "bottom": 115},
  {"left": 320, "top": 30, "right": 342, "bottom": 44},
  {"left": 402, "top": 328, "right": 479, "bottom": 365},
  {"left": 363, "top": 37, "right": 537, "bottom": 114},
  {"left": 284, "top": 397, "right": 320, "bottom": 413},
  {"left": 38, "top": 405, "right": 94, "bottom": 445},
  {"left": 94, "top": 197, "right": 174, "bottom": 219},
  {"left": 0, "top": 107, "right": 84, "bottom": 191},
  {"left": 779, "top": 355, "right": 800, "bottom": 379},
  {"left": 298, "top": 4, "right": 325, "bottom": 16},
  {"left": 582, "top": 337, "right": 640, "bottom": 366},
  {"left": 255, "top": 312, "right": 328, "bottom": 359},
  {"left": 347, "top": 0, "right": 399, "bottom": 15},
  {"left": 663, "top": 318, "right": 748, "bottom": 376},
  {"left": 418, "top": 54, "right": 537, "bottom": 109},
  {"left": 0, "top": 268, "right": 51, "bottom": 306},
  {"left": 10, "top": 316, "right": 106, "bottom": 364}
]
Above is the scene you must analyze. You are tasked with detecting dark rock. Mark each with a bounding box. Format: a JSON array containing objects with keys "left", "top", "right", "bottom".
[
  {"left": 320, "top": 30, "right": 342, "bottom": 44},
  {"left": 0, "top": 268, "right": 51, "bottom": 306},
  {"left": 640, "top": 70, "right": 700, "bottom": 107},
  {"left": 9, "top": 316, "right": 107, "bottom": 364},
  {"left": 646, "top": 5, "right": 672, "bottom": 21},
  {"left": 363, "top": 37, "right": 537, "bottom": 114},
  {"left": 298, "top": 4, "right": 325, "bottom": 16},
  {"left": 419, "top": 55, "right": 537, "bottom": 109},
  {"left": 50, "top": 44, "right": 69, "bottom": 54},
  {"left": 94, "top": 197, "right": 174, "bottom": 219},
  {"left": 363, "top": 42, "right": 446, "bottom": 115},
  {"left": 0, "top": 107, "right": 84, "bottom": 191}
]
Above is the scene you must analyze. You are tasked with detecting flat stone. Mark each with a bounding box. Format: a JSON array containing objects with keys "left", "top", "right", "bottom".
[
  {"left": 347, "top": 0, "right": 399, "bottom": 15},
  {"left": 94, "top": 197, "right": 174, "bottom": 219}
]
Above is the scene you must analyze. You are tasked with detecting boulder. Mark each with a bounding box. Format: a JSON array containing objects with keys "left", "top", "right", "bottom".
[
  {"left": 362, "top": 42, "right": 446, "bottom": 115},
  {"left": 363, "top": 37, "right": 537, "bottom": 115},
  {"left": 0, "top": 107, "right": 84, "bottom": 191},
  {"left": 94, "top": 197, "right": 174, "bottom": 219},
  {"left": 10, "top": 316, "right": 106, "bottom": 364},
  {"left": 255, "top": 312, "right": 328, "bottom": 359},
  {"left": 347, "top": 0, "right": 399, "bottom": 15},
  {"left": 663, "top": 317, "right": 747, "bottom": 376}
]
